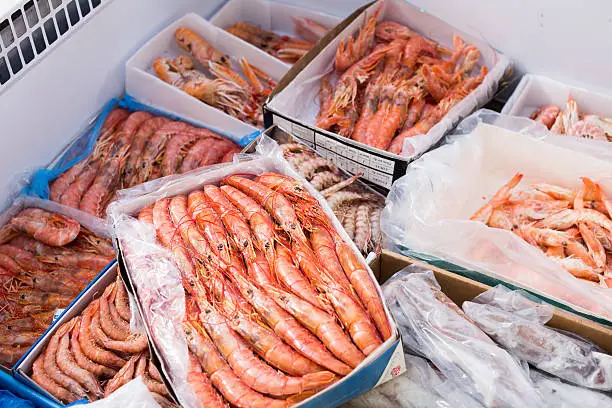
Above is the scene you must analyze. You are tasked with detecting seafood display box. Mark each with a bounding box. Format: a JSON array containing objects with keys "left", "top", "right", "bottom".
[
  {"left": 263, "top": 0, "right": 509, "bottom": 190},
  {"left": 110, "top": 152, "right": 406, "bottom": 408},
  {"left": 13, "top": 262, "right": 122, "bottom": 407},
  {"left": 502, "top": 74, "right": 612, "bottom": 121},
  {"left": 125, "top": 12, "right": 288, "bottom": 135},
  {"left": 373, "top": 249, "right": 612, "bottom": 354},
  {"left": 210, "top": 0, "right": 342, "bottom": 69}
]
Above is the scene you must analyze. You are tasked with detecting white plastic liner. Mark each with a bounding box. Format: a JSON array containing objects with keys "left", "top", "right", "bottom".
[
  {"left": 267, "top": 0, "right": 510, "bottom": 159},
  {"left": 382, "top": 119, "right": 612, "bottom": 321}
]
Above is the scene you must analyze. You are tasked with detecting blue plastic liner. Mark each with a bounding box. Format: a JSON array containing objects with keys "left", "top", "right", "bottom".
[
  {"left": 0, "top": 371, "right": 58, "bottom": 408},
  {"left": 24, "top": 94, "right": 262, "bottom": 200}
]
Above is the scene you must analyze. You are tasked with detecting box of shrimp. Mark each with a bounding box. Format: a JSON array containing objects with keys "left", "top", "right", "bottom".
[
  {"left": 13, "top": 262, "right": 176, "bottom": 407},
  {"left": 263, "top": 0, "right": 510, "bottom": 190},
  {"left": 243, "top": 125, "right": 386, "bottom": 259},
  {"left": 502, "top": 74, "right": 612, "bottom": 142},
  {"left": 106, "top": 138, "right": 405, "bottom": 408},
  {"left": 209, "top": 0, "right": 343, "bottom": 68},
  {"left": 0, "top": 196, "right": 115, "bottom": 373},
  {"left": 25, "top": 95, "right": 252, "bottom": 219},
  {"left": 126, "top": 12, "right": 287, "bottom": 132}
]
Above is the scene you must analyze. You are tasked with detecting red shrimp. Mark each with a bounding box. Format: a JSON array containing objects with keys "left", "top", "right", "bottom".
[
  {"left": 49, "top": 159, "right": 89, "bottom": 203},
  {"left": 59, "top": 160, "right": 100, "bottom": 208},
  {"left": 161, "top": 129, "right": 205, "bottom": 176},
  {"left": 187, "top": 190, "right": 232, "bottom": 264},
  {"left": 310, "top": 224, "right": 352, "bottom": 291},
  {"left": 138, "top": 121, "right": 191, "bottom": 184},
  {"left": 123, "top": 117, "right": 170, "bottom": 188},
  {"left": 0, "top": 244, "right": 42, "bottom": 271},
  {"left": 70, "top": 318, "right": 116, "bottom": 378},
  {"left": 335, "top": 6, "right": 379, "bottom": 72},
  {"left": 0, "top": 208, "right": 80, "bottom": 246}
]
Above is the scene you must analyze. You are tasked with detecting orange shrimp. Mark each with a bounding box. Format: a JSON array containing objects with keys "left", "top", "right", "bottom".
[
  {"left": 352, "top": 74, "right": 383, "bottom": 143},
  {"left": 374, "top": 21, "right": 418, "bottom": 42},
  {"left": 104, "top": 353, "right": 140, "bottom": 397},
  {"left": 0, "top": 209, "right": 80, "bottom": 247},
  {"left": 78, "top": 302, "right": 125, "bottom": 369},
  {"left": 32, "top": 354, "right": 76, "bottom": 403},
  {"left": 422, "top": 64, "right": 450, "bottom": 102},
  {"left": 470, "top": 173, "right": 524, "bottom": 224},
  {"left": 137, "top": 206, "right": 154, "bottom": 225},
  {"left": 99, "top": 284, "right": 129, "bottom": 341},
  {"left": 184, "top": 319, "right": 288, "bottom": 408},
  {"left": 175, "top": 27, "right": 230, "bottom": 67},
  {"left": 187, "top": 360, "right": 228, "bottom": 408},
  {"left": 0, "top": 244, "right": 42, "bottom": 271},
  {"left": 365, "top": 80, "right": 413, "bottom": 150},
  {"left": 78, "top": 150, "right": 126, "bottom": 217},
  {"left": 219, "top": 185, "right": 277, "bottom": 265},
  {"left": 265, "top": 284, "right": 365, "bottom": 368},
  {"left": 59, "top": 160, "right": 100, "bottom": 208},
  {"left": 49, "top": 159, "right": 91, "bottom": 204},
  {"left": 38, "top": 252, "right": 111, "bottom": 270},
  {"left": 161, "top": 128, "right": 214, "bottom": 176},
  {"left": 402, "top": 36, "right": 438, "bottom": 69},
  {"left": 204, "top": 185, "right": 256, "bottom": 259},
  {"left": 195, "top": 288, "right": 334, "bottom": 396},
  {"left": 70, "top": 318, "right": 116, "bottom": 378},
  {"left": 310, "top": 224, "right": 352, "bottom": 291},
  {"left": 402, "top": 92, "right": 426, "bottom": 130},
  {"left": 56, "top": 320, "right": 104, "bottom": 399},
  {"left": 188, "top": 190, "right": 232, "bottom": 264},
  {"left": 530, "top": 105, "right": 560, "bottom": 130},
  {"left": 123, "top": 117, "right": 171, "bottom": 188},
  {"left": 578, "top": 223, "right": 607, "bottom": 269},
  {"left": 335, "top": 6, "right": 380, "bottom": 72},
  {"left": 114, "top": 277, "right": 131, "bottom": 322}
]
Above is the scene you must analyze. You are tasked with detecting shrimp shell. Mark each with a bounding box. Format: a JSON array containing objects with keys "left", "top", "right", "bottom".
[
  {"left": 104, "top": 353, "right": 140, "bottom": 397},
  {"left": 309, "top": 171, "right": 341, "bottom": 190},
  {"left": 70, "top": 318, "right": 116, "bottom": 378},
  {"left": 32, "top": 354, "right": 76, "bottom": 403},
  {"left": 49, "top": 158, "right": 90, "bottom": 203},
  {"left": 353, "top": 204, "right": 372, "bottom": 253},
  {"left": 0, "top": 209, "right": 80, "bottom": 247},
  {"left": 78, "top": 302, "right": 125, "bottom": 369}
]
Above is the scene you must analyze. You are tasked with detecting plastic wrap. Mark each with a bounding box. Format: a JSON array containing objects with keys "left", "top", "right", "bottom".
[
  {"left": 266, "top": 0, "right": 510, "bottom": 159},
  {"left": 108, "top": 135, "right": 398, "bottom": 407},
  {"left": 84, "top": 377, "right": 161, "bottom": 408},
  {"left": 382, "top": 264, "right": 544, "bottom": 408},
  {"left": 531, "top": 370, "right": 612, "bottom": 408},
  {"left": 381, "top": 120, "right": 612, "bottom": 322},
  {"left": 463, "top": 286, "right": 612, "bottom": 390}
]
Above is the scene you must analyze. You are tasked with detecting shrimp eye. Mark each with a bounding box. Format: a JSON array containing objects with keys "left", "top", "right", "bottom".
[{"left": 247, "top": 289, "right": 253, "bottom": 295}]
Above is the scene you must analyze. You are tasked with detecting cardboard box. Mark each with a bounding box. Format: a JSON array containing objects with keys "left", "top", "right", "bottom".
[
  {"left": 502, "top": 73, "right": 612, "bottom": 122},
  {"left": 263, "top": 0, "right": 510, "bottom": 190},
  {"left": 210, "top": 0, "right": 343, "bottom": 69},
  {"left": 373, "top": 250, "right": 612, "bottom": 354},
  {"left": 126, "top": 13, "right": 287, "bottom": 136},
  {"left": 109, "top": 151, "right": 405, "bottom": 407}
]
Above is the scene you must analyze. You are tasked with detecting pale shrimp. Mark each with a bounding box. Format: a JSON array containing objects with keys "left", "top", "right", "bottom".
[
  {"left": 38, "top": 252, "right": 111, "bottom": 270},
  {"left": 196, "top": 290, "right": 334, "bottom": 396},
  {"left": 0, "top": 244, "right": 42, "bottom": 271},
  {"left": 181, "top": 76, "right": 252, "bottom": 124},
  {"left": 0, "top": 209, "right": 80, "bottom": 247},
  {"left": 32, "top": 354, "right": 76, "bottom": 403},
  {"left": 99, "top": 284, "right": 129, "bottom": 340},
  {"left": 138, "top": 206, "right": 154, "bottom": 225},
  {"left": 470, "top": 173, "right": 524, "bottom": 224},
  {"left": 518, "top": 225, "right": 574, "bottom": 248},
  {"left": 374, "top": 20, "right": 418, "bottom": 42},
  {"left": 184, "top": 319, "right": 289, "bottom": 408},
  {"left": 341, "top": 206, "right": 357, "bottom": 239},
  {"left": 104, "top": 353, "right": 141, "bottom": 397},
  {"left": 549, "top": 256, "right": 600, "bottom": 282},
  {"left": 456, "top": 45, "right": 480, "bottom": 75},
  {"left": 566, "top": 238, "right": 598, "bottom": 269},
  {"left": 530, "top": 105, "right": 560, "bottom": 129},
  {"left": 204, "top": 185, "right": 256, "bottom": 259},
  {"left": 537, "top": 208, "right": 612, "bottom": 232},
  {"left": 588, "top": 222, "right": 612, "bottom": 251},
  {"left": 309, "top": 171, "right": 341, "bottom": 191},
  {"left": 353, "top": 204, "right": 372, "bottom": 253},
  {"left": 123, "top": 117, "right": 171, "bottom": 188},
  {"left": 78, "top": 302, "right": 125, "bottom": 369},
  {"left": 320, "top": 174, "right": 361, "bottom": 197},
  {"left": 310, "top": 224, "right": 352, "bottom": 290},
  {"left": 488, "top": 207, "right": 515, "bottom": 231},
  {"left": 578, "top": 223, "right": 607, "bottom": 269},
  {"left": 187, "top": 190, "right": 232, "bottom": 264},
  {"left": 175, "top": 27, "right": 230, "bottom": 67},
  {"left": 56, "top": 320, "right": 103, "bottom": 398},
  {"left": 219, "top": 185, "right": 277, "bottom": 265},
  {"left": 335, "top": 7, "right": 379, "bottom": 72},
  {"left": 265, "top": 284, "right": 365, "bottom": 368},
  {"left": 44, "top": 321, "right": 89, "bottom": 399},
  {"left": 70, "top": 318, "right": 117, "bottom": 378},
  {"left": 570, "top": 119, "right": 608, "bottom": 141},
  {"left": 293, "top": 17, "right": 328, "bottom": 43},
  {"left": 187, "top": 362, "right": 228, "bottom": 408},
  {"left": 532, "top": 183, "right": 577, "bottom": 201},
  {"left": 561, "top": 97, "right": 580, "bottom": 136},
  {"left": 49, "top": 159, "right": 90, "bottom": 203}
]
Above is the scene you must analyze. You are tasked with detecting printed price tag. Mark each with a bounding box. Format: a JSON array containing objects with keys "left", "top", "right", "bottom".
[
  {"left": 273, "top": 115, "right": 293, "bottom": 134},
  {"left": 291, "top": 123, "right": 315, "bottom": 143}
]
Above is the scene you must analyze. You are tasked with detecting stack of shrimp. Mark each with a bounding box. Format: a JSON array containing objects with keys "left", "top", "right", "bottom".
[
  {"left": 316, "top": 10, "right": 488, "bottom": 154},
  {"left": 153, "top": 27, "right": 277, "bottom": 128},
  {"left": 138, "top": 172, "right": 391, "bottom": 407},
  {"left": 30, "top": 276, "right": 173, "bottom": 406},
  {"left": 280, "top": 142, "right": 385, "bottom": 254},
  {"left": 530, "top": 96, "right": 612, "bottom": 142},
  {"left": 49, "top": 108, "right": 240, "bottom": 217},
  {"left": 0, "top": 208, "right": 114, "bottom": 367},
  {"left": 226, "top": 17, "right": 330, "bottom": 64},
  {"left": 471, "top": 174, "right": 612, "bottom": 287}
]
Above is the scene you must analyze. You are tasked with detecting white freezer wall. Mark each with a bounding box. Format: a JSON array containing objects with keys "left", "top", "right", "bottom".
[{"left": 1, "top": 0, "right": 612, "bottom": 204}]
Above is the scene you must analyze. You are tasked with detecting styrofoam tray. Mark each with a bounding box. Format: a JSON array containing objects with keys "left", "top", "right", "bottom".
[
  {"left": 502, "top": 74, "right": 612, "bottom": 119},
  {"left": 126, "top": 13, "right": 287, "bottom": 135},
  {"left": 210, "top": 0, "right": 343, "bottom": 68}
]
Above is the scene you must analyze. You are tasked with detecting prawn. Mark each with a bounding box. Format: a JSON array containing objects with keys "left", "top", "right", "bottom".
[
  {"left": 0, "top": 208, "right": 80, "bottom": 247},
  {"left": 32, "top": 354, "right": 76, "bottom": 403},
  {"left": 161, "top": 128, "right": 210, "bottom": 176},
  {"left": 104, "top": 353, "right": 141, "bottom": 397},
  {"left": 99, "top": 284, "right": 129, "bottom": 341},
  {"left": 470, "top": 173, "right": 524, "bottom": 224},
  {"left": 78, "top": 302, "right": 125, "bottom": 369},
  {"left": 335, "top": 6, "right": 379, "bottom": 72},
  {"left": 187, "top": 190, "right": 233, "bottom": 265},
  {"left": 175, "top": 27, "right": 230, "bottom": 67},
  {"left": 38, "top": 252, "right": 111, "bottom": 270},
  {"left": 70, "top": 318, "right": 116, "bottom": 378},
  {"left": 123, "top": 117, "right": 171, "bottom": 188},
  {"left": 186, "top": 358, "right": 228, "bottom": 408},
  {"left": 530, "top": 105, "right": 560, "bottom": 129},
  {"left": 49, "top": 159, "right": 90, "bottom": 203},
  {"left": 0, "top": 244, "right": 42, "bottom": 271}
]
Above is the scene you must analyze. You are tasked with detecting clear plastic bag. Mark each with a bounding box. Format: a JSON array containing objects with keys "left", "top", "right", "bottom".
[
  {"left": 383, "top": 264, "right": 544, "bottom": 408},
  {"left": 381, "top": 116, "right": 612, "bottom": 321},
  {"left": 530, "top": 370, "right": 612, "bottom": 408},
  {"left": 83, "top": 377, "right": 161, "bottom": 408},
  {"left": 463, "top": 285, "right": 612, "bottom": 391}
]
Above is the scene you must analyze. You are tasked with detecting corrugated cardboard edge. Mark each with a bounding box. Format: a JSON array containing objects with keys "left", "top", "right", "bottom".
[{"left": 376, "top": 249, "right": 612, "bottom": 353}]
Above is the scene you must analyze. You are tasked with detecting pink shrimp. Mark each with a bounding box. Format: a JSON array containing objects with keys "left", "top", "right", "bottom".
[
  {"left": 530, "top": 105, "right": 560, "bottom": 130},
  {"left": 187, "top": 190, "right": 232, "bottom": 264},
  {"left": 49, "top": 159, "right": 89, "bottom": 203},
  {"left": 161, "top": 128, "right": 210, "bottom": 176},
  {"left": 178, "top": 136, "right": 226, "bottom": 173},
  {"left": 0, "top": 208, "right": 80, "bottom": 247},
  {"left": 114, "top": 277, "right": 131, "bottom": 322},
  {"left": 187, "top": 363, "right": 228, "bottom": 408},
  {"left": 104, "top": 353, "right": 140, "bottom": 397},
  {"left": 78, "top": 302, "right": 125, "bottom": 369},
  {"left": 70, "top": 318, "right": 117, "bottom": 378},
  {"left": 60, "top": 160, "right": 100, "bottom": 208},
  {"left": 175, "top": 27, "right": 230, "bottom": 67},
  {"left": 0, "top": 244, "right": 42, "bottom": 271},
  {"left": 470, "top": 173, "right": 524, "bottom": 224},
  {"left": 98, "top": 284, "right": 129, "bottom": 341},
  {"left": 138, "top": 121, "right": 191, "bottom": 184},
  {"left": 310, "top": 224, "right": 352, "bottom": 291},
  {"left": 32, "top": 354, "right": 76, "bottom": 403},
  {"left": 335, "top": 6, "right": 380, "bottom": 72},
  {"left": 38, "top": 252, "right": 111, "bottom": 270}
]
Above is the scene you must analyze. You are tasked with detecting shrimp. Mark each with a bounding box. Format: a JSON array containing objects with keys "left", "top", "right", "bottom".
[
  {"left": 114, "top": 277, "right": 132, "bottom": 322},
  {"left": 309, "top": 171, "right": 341, "bottom": 191},
  {"left": 138, "top": 121, "right": 191, "bottom": 184},
  {"left": 578, "top": 223, "right": 607, "bottom": 269},
  {"left": 38, "top": 252, "right": 111, "bottom": 270},
  {"left": 31, "top": 274, "right": 84, "bottom": 295},
  {"left": 0, "top": 209, "right": 80, "bottom": 247},
  {"left": 32, "top": 354, "right": 76, "bottom": 403},
  {"left": 310, "top": 224, "right": 352, "bottom": 291},
  {"left": 161, "top": 129, "right": 208, "bottom": 176},
  {"left": 148, "top": 360, "right": 163, "bottom": 383},
  {"left": 104, "top": 353, "right": 140, "bottom": 397},
  {"left": 530, "top": 105, "right": 560, "bottom": 129},
  {"left": 422, "top": 64, "right": 450, "bottom": 102},
  {"left": 179, "top": 136, "right": 232, "bottom": 173},
  {"left": 374, "top": 20, "right": 418, "bottom": 42},
  {"left": 549, "top": 256, "right": 601, "bottom": 282},
  {"left": 123, "top": 117, "right": 171, "bottom": 188},
  {"left": 187, "top": 363, "right": 228, "bottom": 408},
  {"left": 49, "top": 159, "right": 90, "bottom": 203},
  {"left": 470, "top": 173, "right": 524, "bottom": 224},
  {"left": 56, "top": 320, "right": 103, "bottom": 398},
  {"left": 108, "top": 296, "right": 130, "bottom": 333},
  {"left": 70, "top": 318, "right": 117, "bottom": 378},
  {"left": 187, "top": 190, "right": 232, "bottom": 264},
  {"left": 294, "top": 17, "right": 329, "bottom": 43},
  {"left": 352, "top": 74, "right": 383, "bottom": 143},
  {"left": 518, "top": 225, "right": 574, "bottom": 248},
  {"left": 265, "top": 284, "right": 365, "bottom": 368},
  {"left": 402, "top": 36, "right": 438, "bottom": 69},
  {"left": 184, "top": 319, "right": 289, "bottom": 408},
  {"left": 0, "top": 244, "right": 42, "bottom": 271},
  {"left": 78, "top": 302, "right": 125, "bottom": 369},
  {"left": 538, "top": 209, "right": 612, "bottom": 232},
  {"left": 99, "top": 284, "right": 129, "bottom": 341},
  {"left": 335, "top": 7, "right": 379, "bottom": 72},
  {"left": 364, "top": 80, "right": 413, "bottom": 150},
  {"left": 59, "top": 160, "right": 100, "bottom": 208},
  {"left": 220, "top": 146, "right": 240, "bottom": 163},
  {"left": 78, "top": 150, "right": 126, "bottom": 217},
  {"left": 44, "top": 321, "right": 89, "bottom": 400},
  {"left": 175, "top": 27, "right": 230, "bottom": 67}
]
